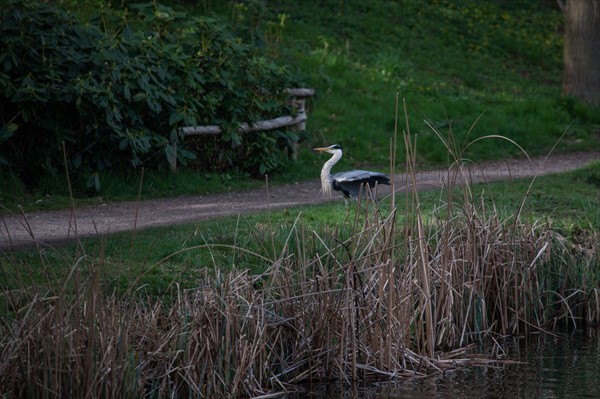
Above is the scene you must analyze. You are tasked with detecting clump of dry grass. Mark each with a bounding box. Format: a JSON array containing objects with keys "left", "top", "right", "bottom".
[{"left": 1, "top": 105, "right": 598, "bottom": 397}]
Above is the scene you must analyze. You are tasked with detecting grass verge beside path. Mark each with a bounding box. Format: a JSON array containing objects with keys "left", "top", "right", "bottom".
[{"left": 3, "top": 160, "right": 599, "bottom": 296}]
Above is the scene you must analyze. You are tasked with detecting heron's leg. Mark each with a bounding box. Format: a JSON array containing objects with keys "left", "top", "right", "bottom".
[{"left": 342, "top": 197, "right": 351, "bottom": 225}]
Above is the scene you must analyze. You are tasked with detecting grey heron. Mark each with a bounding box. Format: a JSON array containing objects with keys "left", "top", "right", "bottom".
[{"left": 313, "top": 144, "right": 390, "bottom": 200}]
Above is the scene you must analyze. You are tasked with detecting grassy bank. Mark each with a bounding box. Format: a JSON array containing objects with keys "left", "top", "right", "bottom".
[{"left": 3, "top": 158, "right": 600, "bottom": 294}]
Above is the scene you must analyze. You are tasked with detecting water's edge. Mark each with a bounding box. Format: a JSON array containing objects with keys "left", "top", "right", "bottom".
[{"left": 286, "top": 330, "right": 600, "bottom": 399}]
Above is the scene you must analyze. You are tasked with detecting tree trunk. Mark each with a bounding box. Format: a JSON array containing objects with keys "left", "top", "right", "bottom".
[{"left": 562, "top": 0, "right": 600, "bottom": 106}]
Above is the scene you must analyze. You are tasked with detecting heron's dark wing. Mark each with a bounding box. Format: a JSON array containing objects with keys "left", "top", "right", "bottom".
[{"left": 332, "top": 170, "right": 390, "bottom": 199}]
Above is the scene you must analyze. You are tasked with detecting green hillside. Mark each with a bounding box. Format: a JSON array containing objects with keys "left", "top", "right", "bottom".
[
  {"left": 2, "top": 0, "right": 599, "bottom": 209},
  {"left": 267, "top": 0, "right": 598, "bottom": 164}
]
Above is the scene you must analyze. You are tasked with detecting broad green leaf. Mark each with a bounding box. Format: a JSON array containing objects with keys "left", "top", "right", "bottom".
[{"left": 133, "top": 92, "right": 146, "bottom": 102}]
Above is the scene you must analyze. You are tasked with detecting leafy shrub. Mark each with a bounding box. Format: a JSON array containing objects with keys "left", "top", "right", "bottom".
[{"left": 0, "top": 1, "right": 297, "bottom": 189}]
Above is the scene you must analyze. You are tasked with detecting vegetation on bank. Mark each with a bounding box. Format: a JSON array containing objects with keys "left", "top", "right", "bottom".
[{"left": 5, "top": 159, "right": 599, "bottom": 293}]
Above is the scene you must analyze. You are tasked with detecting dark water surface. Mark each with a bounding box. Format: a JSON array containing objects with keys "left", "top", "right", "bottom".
[{"left": 287, "top": 330, "right": 600, "bottom": 399}]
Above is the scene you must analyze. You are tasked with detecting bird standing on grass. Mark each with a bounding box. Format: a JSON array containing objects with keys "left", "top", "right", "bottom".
[{"left": 313, "top": 144, "right": 390, "bottom": 200}]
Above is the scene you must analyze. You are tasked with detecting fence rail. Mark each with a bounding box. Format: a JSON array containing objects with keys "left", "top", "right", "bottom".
[{"left": 169, "top": 88, "right": 315, "bottom": 170}]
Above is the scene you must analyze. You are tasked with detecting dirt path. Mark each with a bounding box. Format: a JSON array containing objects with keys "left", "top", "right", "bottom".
[{"left": 2, "top": 152, "right": 598, "bottom": 249}]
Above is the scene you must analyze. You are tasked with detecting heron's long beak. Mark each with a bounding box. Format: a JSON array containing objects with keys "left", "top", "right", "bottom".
[{"left": 313, "top": 147, "right": 330, "bottom": 152}]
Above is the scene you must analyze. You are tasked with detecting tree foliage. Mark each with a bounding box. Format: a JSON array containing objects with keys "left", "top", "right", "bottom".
[{"left": 0, "top": 1, "right": 297, "bottom": 189}]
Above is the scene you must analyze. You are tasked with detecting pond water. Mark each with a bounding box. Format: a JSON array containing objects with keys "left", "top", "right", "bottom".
[{"left": 287, "top": 330, "right": 600, "bottom": 399}]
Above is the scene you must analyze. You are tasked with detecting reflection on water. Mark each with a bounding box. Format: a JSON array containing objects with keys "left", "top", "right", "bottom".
[{"left": 287, "top": 330, "right": 600, "bottom": 399}]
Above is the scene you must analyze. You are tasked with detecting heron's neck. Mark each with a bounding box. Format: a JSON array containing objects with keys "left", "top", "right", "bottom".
[{"left": 321, "top": 151, "right": 342, "bottom": 196}]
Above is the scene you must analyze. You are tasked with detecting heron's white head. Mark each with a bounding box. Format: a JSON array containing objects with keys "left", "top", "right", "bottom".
[{"left": 313, "top": 144, "right": 343, "bottom": 156}]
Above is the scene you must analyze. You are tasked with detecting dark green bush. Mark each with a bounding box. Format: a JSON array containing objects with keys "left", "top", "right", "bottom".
[{"left": 0, "top": 1, "right": 297, "bottom": 189}]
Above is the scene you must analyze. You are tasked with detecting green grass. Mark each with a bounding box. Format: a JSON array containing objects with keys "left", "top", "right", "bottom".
[
  {"left": 0, "top": 167, "right": 267, "bottom": 212},
  {"left": 2, "top": 0, "right": 599, "bottom": 212},
  {"left": 272, "top": 0, "right": 600, "bottom": 162}
]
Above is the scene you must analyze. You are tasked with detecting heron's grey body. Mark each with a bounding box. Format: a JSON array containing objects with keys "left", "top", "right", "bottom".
[{"left": 314, "top": 144, "right": 390, "bottom": 200}]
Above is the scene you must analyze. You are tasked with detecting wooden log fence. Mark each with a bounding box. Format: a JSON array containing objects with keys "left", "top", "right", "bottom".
[{"left": 169, "top": 88, "right": 315, "bottom": 170}]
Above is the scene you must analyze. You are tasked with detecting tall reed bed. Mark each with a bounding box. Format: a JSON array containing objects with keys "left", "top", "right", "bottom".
[
  {"left": 1, "top": 118, "right": 598, "bottom": 398},
  {"left": 2, "top": 185, "right": 597, "bottom": 397}
]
